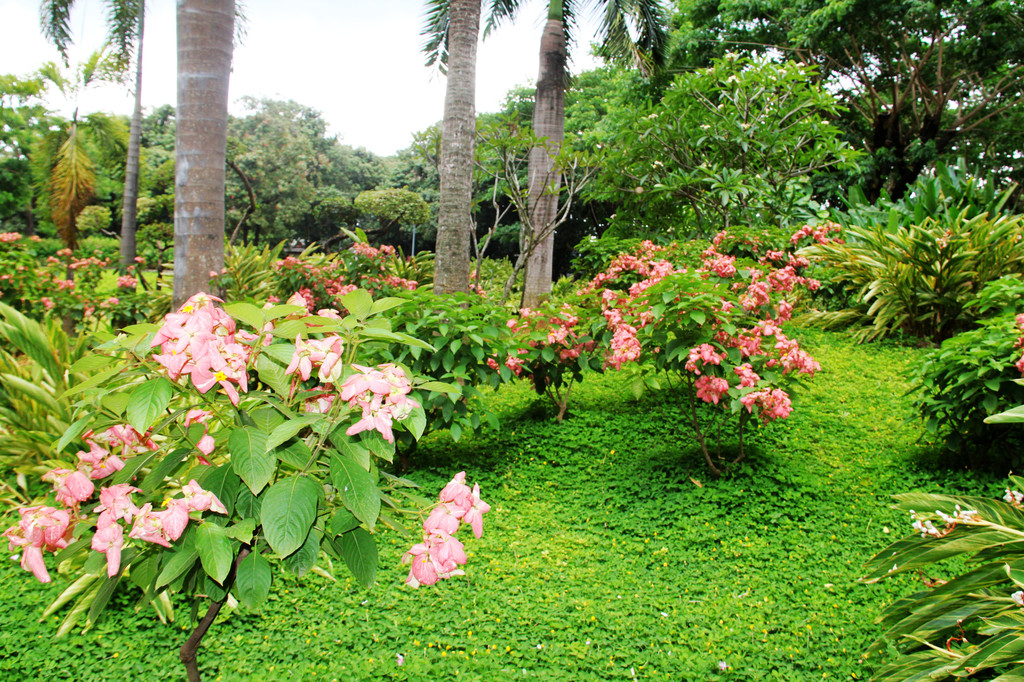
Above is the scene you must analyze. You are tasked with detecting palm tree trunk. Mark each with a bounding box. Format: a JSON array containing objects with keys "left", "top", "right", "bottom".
[
  {"left": 433, "top": 0, "right": 480, "bottom": 295},
  {"left": 119, "top": 0, "right": 145, "bottom": 270},
  {"left": 173, "top": 0, "right": 234, "bottom": 308},
  {"left": 523, "top": 11, "right": 566, "bottom": 308}
]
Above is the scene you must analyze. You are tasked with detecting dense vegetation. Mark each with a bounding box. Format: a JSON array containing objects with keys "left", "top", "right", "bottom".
[
  {"left": 0, "top": 329, "right": 1005, "bottom": 680},
  {"left": 1, "top": 1, "right": 1023, "bottom": 680}
]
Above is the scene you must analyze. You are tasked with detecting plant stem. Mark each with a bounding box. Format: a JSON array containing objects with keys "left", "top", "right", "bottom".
[{"left": 179, "top": 546, "right": 251, "bottom": 682}]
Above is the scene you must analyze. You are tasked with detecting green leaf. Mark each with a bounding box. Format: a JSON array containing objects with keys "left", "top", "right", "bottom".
[
  {"left": 407, "top": 404, "right": 427, "bottom": 440},
  {"left": 69, "top": 353, "right": 116, "bottom": 373},
  {"left": 59, "top": 365, "right": 122, "bottom": 399},
  {"left": 256, "top": 354, "right": 290, "bottom": 398},
  {"left": 261, "top": 475, "right": 319, "bottom": 557},
  {"left": 138, "top": 447, "right": 189, "bottom": 492},
  {"left": 331, "top": 454, "right": 380, "bottom": 530},
  {"left": 225, "top": 519, "right": 256, "bottom": 543},
  {"left": 330, "top": 437, "right": 370, "bottom": 471},
  {"left": 267, "top": 415, "right": 321, "bottom": 451},
  {"left": 224, "top": 302, "right": 266, "bottom": 330},
  {"left": 126, "top": 378, "right": 173, "bottom": 433},
  {"left": 156, "top": 541, "right": 199, "bottom": 588},
  {"left": 282, "top": 528, "right": 322, "bottom": 577},
  {"left": 987, "top": 406, "right": 1024, "bottom": 424},
  {"left": 339, "top": 527, "right": 377, "bottom": 588},
  {"left": 196, "top": 523, "right": 234, "bottom": 585},
  {"left": 234, "top": 551, "right": 272, "bottom": 609},
  {"left": 55, "top": 414, "right": 93, "bottom": 455},
  {"left": 339, "top": 289, "right": 373, "bottom": 319},
  {"left": 229, "top": 427, "right": 274, "bottom": 495},
  {"left": 276, "top": 439, "right": 313, "bottom": 469},
  {"left": 330, "top": 509, "right": 360, "bottom": 536}
]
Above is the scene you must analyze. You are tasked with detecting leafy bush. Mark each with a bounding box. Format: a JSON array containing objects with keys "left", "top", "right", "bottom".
[
  {"left": 862, "top": 474, "right": 1024, "bottom": 680},
  {"left": 909, "top": 307, "right": 1024, "bottom": 465},
  {"left": 801, "top": 209, "right": 1024, "bottom": 342},
  {"left": 1, "top": 290, "right": 478, "bottom": 679},
  {"left": 0, "top": 303, "right": 92, "bottom": 476},
  {"left": 377, "top": 291, "right": 515, "bottom": 449}
]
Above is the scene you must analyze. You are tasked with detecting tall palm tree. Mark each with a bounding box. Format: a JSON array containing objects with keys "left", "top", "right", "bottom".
[
  {"left": 173, "top": 0, "right": 235, "bottom": 308},
  {"left": 492, "top": 0, "right": 668, "bottom": 306},
  {"left": 422, "top": 0, "right": 482, "bottom": 294},
  {"left": 41, "top": 0, "right": 146, "bottom": 269},
  {"left": 32, "top": 51, "right": 127, "bottom": 252}
]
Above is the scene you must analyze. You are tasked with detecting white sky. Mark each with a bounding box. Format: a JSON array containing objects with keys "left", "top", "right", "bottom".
[{"left": 0, "top": 0, "right": 603, "bottom": 156}]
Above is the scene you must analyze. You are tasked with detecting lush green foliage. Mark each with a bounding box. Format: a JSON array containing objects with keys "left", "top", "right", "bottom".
[
  {"left": 908, "top": 290, "right": 1024, "bottom": 463},
  {"left": 0, "top": 329, "right": 998, "bottom": 679},
  {"left": 590, "top": 55, "right": 857, "bottom": 237},
  {"left": 802, "top": 210, "right": 1024, "bottom": 343},
  {"left": 862, "top": 473, "right": 1024, "bottom": 680},
  {"left": 670, "top": 0, "right": 1024, "bottom": 204}
]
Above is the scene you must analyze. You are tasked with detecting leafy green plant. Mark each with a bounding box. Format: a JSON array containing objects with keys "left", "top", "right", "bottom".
[
  {"left": 862, "top": 474, "right": 1024, "bottom": 680},
  {"left": 908, "top": 310, "right": 1024, "bottom": 464},
  {"left": 1, "top": 290, "right": 466, "bottom": 679},
  {"left": 801, "top": 209, "right": 1024, "bottom": 342},
  {"left": 591, "top": 54, "right": 858, "bottom": 237},
  {"left": 377, "top": 291, "right": 515, "bottom": 452},
  {"left": 0, "top": 302, "right": 93, "bottom": 476}
]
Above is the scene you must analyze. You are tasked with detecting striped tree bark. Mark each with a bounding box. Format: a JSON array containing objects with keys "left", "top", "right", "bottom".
[
  {"left": 434, "top": 0, "right": 480, "bottom": 295},
  {"left": 522, "top": 12, "right": 566, "bottom": 308},
  {"left": 119, "top": 0, "right": 144, "bottom": 269},
  {"left": 173, "top": 0, "right": 234, "bottom": 308}
]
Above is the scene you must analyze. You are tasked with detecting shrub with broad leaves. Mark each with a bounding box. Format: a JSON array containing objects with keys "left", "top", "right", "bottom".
[
  {"left": 2, "top": 289, "right": 487, "bottom": 679},
  {"left": 908, "top": 309, "right": 1024, "bottom": 465}
]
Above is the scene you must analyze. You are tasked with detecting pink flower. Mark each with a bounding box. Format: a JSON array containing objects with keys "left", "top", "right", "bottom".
[
  {"left": 95, "top": 484, "right": 142, "bottom": 528},
  {"left": 42, "top": 468, "right": 95, "bottom": 507},
  {"left": 695, "top": 375, "right": 730, "bottom": 405},
  {"left": 180, "top": 479, "right": 228, "bottom": 514},
  {"left": 461, "top": 484, "right": 491, "bottom": 539},
  {"left": 3, "top": 506, "right": 74, "bottom": 583},
  {"left": 128, "top": 504, "right": 174, "bottom": 547},
  {"left": 91, "top": 522, "right": 125, "bottom": 577},
  {"left": 424, "top": 503, "right": 463, "bottom": 535}
]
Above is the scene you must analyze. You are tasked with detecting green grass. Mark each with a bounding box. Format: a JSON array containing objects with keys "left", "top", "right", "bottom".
[{"left": 0, "top": 329, "right": 1004, "bottom": 680}]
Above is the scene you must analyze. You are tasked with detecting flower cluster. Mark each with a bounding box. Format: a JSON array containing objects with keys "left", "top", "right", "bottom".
[
  {"left": 402, "top": 472, "right": 490, "bottom": 588},
  {"left": 151, "top": 293, "right": 252, "bottom": 405},
  {"left": 4, "top": 460, "right": 225, "bottom": 582},
  {"left": 273, "top": 242, "right": 419, "bottom": 312},
  {"left": 339, "top": 364, "right": 419, "bottom": 443},
  {"left": 909, "top": 504, "right": 984, "bottom": 540}
]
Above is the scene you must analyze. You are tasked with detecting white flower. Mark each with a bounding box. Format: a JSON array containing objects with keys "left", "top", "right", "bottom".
[{"left": 1012, "top": 591, "right": 1024, "bottom": 607}]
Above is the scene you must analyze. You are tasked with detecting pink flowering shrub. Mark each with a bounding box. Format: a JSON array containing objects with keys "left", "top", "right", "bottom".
[
  {"left": 570, "top": 228, "right": 829, "bottom": 474},
  {"left": 269, "top": 238, "right": 423, "bottom": 312},
  {"left": 0, "top": 233, "right": 154, "bottom": 329},
  {"left": 502, "top": 302, "right": 605, "bottom": 421},
  {"left": 3, "top": 288, "right": 477, "bottom": 678}
]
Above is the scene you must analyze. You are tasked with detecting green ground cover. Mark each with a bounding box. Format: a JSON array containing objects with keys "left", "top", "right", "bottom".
[{"left": 0, "top": 328, "right": 1003, "bottom": 680}]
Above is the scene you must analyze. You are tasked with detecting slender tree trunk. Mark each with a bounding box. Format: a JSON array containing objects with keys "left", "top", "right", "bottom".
[
  {"left": 523, "top": 12, "right": 566, "bottom": 308},
  {"left": 173, "top": 0, "right": 234, "bottom": 308},
  {"left": 433, "top": 0, "right": 480, "bottom": 295},
  {"left": 120, "top": 0, "right": 145, "bottom": 270}
]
